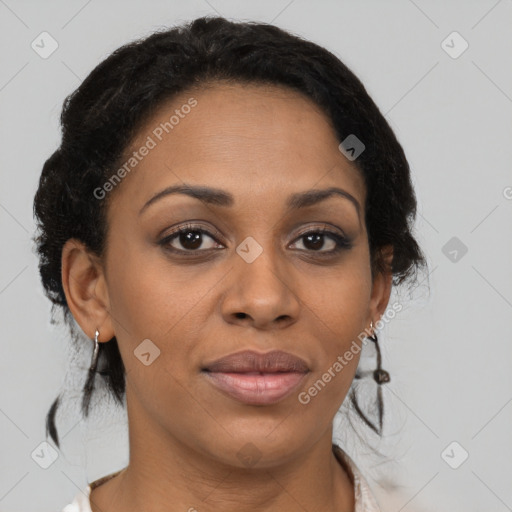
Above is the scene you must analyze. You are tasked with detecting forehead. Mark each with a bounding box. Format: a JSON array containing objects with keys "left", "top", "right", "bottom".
[{"left": 108, "top": 82, "right": 366, "bottom": 215}]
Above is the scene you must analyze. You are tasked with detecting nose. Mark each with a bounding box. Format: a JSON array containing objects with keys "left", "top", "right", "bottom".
[{"left": 220, "top": 245, "right": 301, "bottom": 330}]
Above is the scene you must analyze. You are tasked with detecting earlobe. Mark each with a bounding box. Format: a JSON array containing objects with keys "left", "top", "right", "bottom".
[{"left": 61, "top": 239, "right": 114, "bottom": 342}]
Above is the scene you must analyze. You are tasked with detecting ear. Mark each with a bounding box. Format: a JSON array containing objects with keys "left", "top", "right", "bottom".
[
  {"left": 367, "top": 245, "right": 394, "bottom": 327},
  {"left": 61, "top": 239, "right": 114, "bottom": 343}
]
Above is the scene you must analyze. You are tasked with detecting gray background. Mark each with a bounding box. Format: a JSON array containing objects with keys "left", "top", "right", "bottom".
[{"left": 1, "top": 0, "right": 511, "bottom": 510}]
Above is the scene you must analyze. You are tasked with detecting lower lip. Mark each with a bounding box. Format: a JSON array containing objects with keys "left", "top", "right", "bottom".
[{"left": 203, "top": 371, "right": 308, "bottom": 405}]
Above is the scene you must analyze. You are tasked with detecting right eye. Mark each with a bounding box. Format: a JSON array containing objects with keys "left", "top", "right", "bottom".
[{"left": 159, "top": 223, "right": 224, "bottom": 253}]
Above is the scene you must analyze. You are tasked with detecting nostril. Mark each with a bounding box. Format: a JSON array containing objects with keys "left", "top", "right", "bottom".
[{"left": 235, "top": 312, "right": 247, "bottom": 319}]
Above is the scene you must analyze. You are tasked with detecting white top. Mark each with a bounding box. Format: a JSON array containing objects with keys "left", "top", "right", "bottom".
[{"left": 61, "top": 444, "right": 381, "bottom": 512}]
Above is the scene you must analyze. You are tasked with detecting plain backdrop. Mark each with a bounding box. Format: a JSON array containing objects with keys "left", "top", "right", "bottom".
[{"left": 1, "top": 1, "right": 511, "bottom": 511}]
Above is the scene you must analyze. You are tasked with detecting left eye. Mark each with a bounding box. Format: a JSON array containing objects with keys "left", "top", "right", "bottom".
[{"left": 290, "top": 229, "right": 350, "bottom": 253}]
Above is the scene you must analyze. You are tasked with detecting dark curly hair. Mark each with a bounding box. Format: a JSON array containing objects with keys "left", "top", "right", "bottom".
[{"left": 33, "top": 16, "right": 427, "bottom": 449}]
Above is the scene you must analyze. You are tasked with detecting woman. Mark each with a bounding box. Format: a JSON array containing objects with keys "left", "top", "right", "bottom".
[{"left": 33, "top": 16, "right": 426, "bottom": 512}]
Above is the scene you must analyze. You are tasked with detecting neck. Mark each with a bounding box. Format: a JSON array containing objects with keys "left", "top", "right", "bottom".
[{"left": 90, "top": 386, "right": 355, "bottom": 512}]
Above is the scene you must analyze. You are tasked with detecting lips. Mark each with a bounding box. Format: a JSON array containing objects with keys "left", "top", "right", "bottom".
[
  {"left": 202, "top": 350, "right": 309, "bottom": 373},
  {"left": 202, "top": 350, "right": 309, "bottom": 405}
]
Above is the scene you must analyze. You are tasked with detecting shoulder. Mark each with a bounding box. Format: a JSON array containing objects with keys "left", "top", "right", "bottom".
[
  {"left": 60, "top": 485, "right": 92, "bottom": 512},
  {"left": 332, "top": 443, "right": 382, "bottom": 512},
  {"left": 60, "top": 468, "right": 124, "bottom": 512}
]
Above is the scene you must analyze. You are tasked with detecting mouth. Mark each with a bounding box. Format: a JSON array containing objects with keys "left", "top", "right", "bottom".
[{"left": 201, "top": 350, "right": 309, "bottom": 405}]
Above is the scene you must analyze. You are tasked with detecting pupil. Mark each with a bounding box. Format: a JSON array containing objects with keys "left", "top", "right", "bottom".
[
  {"left": 305, "top": 233, "right": 323, "bottom": 250},
  {"left": 181, "top": 231, "right": 202, "bottom": 250}
]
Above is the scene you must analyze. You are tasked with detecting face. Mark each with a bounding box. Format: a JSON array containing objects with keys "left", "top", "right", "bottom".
[{"left": 67, "top": 82, "right": 391, "bottom": 468}]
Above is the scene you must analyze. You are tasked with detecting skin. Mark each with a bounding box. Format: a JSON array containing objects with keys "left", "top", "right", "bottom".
[{"left": 61, "top": 82, "right": 393, "bottom": 512}]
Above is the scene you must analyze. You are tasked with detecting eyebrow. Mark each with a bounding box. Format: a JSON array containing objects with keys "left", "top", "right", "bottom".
[{"left": 138, "top": 183, "right": 360, "bottom": 217}]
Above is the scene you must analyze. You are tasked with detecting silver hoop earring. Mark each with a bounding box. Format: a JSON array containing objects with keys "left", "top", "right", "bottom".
[
  {"left": 82, "top": 329, "right": 100, "bottom": 417},
  {"left": 90, "top": 329, "right": 100, "bottom": 372}
]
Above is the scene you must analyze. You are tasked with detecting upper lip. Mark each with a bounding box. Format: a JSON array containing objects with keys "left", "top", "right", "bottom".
[{"left": 202, "top": 350, "right": 309, "bottom": 373}]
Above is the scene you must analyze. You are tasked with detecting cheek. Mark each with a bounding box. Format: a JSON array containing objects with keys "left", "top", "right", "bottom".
[
  {"left": 299, "top": 255, "right": 372, "bottom": 398},
  {"left": 296, "top": 276, "right": 370, "bottom": 422},
  {"left": 305, "top": 255, "right": 372, "bottom": 340},
  {"left": 104, "top": 240, "right": 220, "bottom": 404},
  {"left": 104, "top": 251, "right": 199, "bottom": 409},
  {"left": 106, "top": 238, "right": 208, "bottom": 340}
]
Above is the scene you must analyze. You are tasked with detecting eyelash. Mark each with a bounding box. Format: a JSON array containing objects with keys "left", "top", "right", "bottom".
[{"left": 159, "top": 223, "right": 352, "bottom": 257}]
